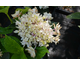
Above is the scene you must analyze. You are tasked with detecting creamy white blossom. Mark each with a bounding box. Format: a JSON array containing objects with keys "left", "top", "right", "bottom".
[
  {"left": 11, "top": 10, "right": 21, "bottom": 18},
  {"left": 25, "top": 47, "right": 36, "bottom": 58},
  {"left": 12, "top": 7, "right": 61, "bottom": 58},
  {"left": 43, "top": 12, "right": 53, "bottom": 23},
  {"left": 53, "top": 23, "right": 62, "bottom": 36}
]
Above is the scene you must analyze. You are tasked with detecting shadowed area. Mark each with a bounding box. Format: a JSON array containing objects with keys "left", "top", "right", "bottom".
[{"left": 45, "top": 6, "right": 80, "bottom": 59}]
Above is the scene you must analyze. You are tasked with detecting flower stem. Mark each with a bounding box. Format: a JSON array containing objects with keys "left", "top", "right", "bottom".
[{"left": 6, "top": 13, "right": 13, "bottom": 24}]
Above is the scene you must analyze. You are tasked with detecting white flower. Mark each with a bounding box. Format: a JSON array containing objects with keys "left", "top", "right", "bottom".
[
  {"left": 43, "top": 12, "right": 53, "bottom": 23},
  {"left": 11, "top": 10, "right": 21, "bottom": 18},
  {"left": 25, "top": 47, "right": 36, "bottom": 58},
  {"left": 15, "top": 21, "right": 21, "bottom": 25},
  {"left": 53, "top": 23, "right": 62, "bottom": 36},
  {"left": 53, "top": 35, "right": 60, "bottom": 44},
  {"left": 14, "top": 30, "right": 19, "bottom": 33},
  {"left": 43, "top": 12, "right": 53, "bottom": 20},
  {"left": 29, "top": 7, "right": 38, "bottom": 14}
]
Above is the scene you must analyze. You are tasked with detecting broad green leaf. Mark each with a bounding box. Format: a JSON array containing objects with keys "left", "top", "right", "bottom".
[
  {"left": 0, "top": 6, "right": 5, "bottom": 9},
  {"left": 24, "top": 6, "right": 33, "bottom": 8},
  {"left": 9, "top": 36, "right": 21, "bottom": 45},
  {"left": 1, "top": 35, "right": 23, "bottom": 54},
  {"left": 0, "top": 42, "right": 6, "bottom": 52},
  {"left": 11, "top": 51, "right": 27, "bottom": 59},
  {"left": 35, "top": 46, "right": 49, "bottom": 59},
  {"left": 0, "top": 6, "right": 10, "bottom": 14},
  {"left": 66, "top": 12, "right": 80, "bottom": 19},
  {"left": 0, "top": 27, "right": 13, "bottom": 34},
  {"left": 16, "top": 7, "right": 30, "bottom": 14},
  {"left": 0, "top": 38, "right": 7, "bottom": 52}
]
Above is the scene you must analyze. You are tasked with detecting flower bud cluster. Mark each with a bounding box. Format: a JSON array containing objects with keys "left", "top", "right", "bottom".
[{"left": 12, "top": 7, "right": 61, "bottom": 58}]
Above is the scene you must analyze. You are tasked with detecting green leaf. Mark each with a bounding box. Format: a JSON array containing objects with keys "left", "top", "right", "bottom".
[
  {"left": 35, "top": 46, "right": 49, "bottom": 59},
  {"left": 1, "top": 35, "right": 23, "bottom": 54},
  {"left": 0, "top": 27, "right": 13, "bottom": 34},
  {"left": 16, "top": 7, "right": 30, "bottom": 14},
  {"left": 0, "top": 38, "right": 7, "bottom": 52},
  {"left": 66, "top": 12, "right": 80, "bottom": 19},
  {"left": 11, "top": 51, "right": 27, "bottom": 59},
  {"left": 9, "top": 36, "right": 21, "bottom": 45},
  {"left": 0, "top": 6, "right": 5, "bottom": 9},
  {"left": 24, "top": 6, "right": 33, "bottom": 8},
  {"left": 0, "top": 6, "right": 10, "bottom": 14}
]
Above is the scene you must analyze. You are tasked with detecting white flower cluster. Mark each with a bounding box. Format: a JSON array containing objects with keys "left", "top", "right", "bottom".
[
  {"left": 39, "top": 6, "right": 49, "bottom": 9},
  {"left": 12, "top": 7, "right": 61, "bottom": 58}
]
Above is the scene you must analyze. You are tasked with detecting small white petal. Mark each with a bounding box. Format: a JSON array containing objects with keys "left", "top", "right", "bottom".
[{"left": 25, "top": 47, "right": 36, "bottom": 58}]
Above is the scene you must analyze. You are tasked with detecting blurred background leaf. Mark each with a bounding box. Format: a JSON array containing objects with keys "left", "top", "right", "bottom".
[{"left": 66, "top": 12, "right": 80, "bottom": 19}]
